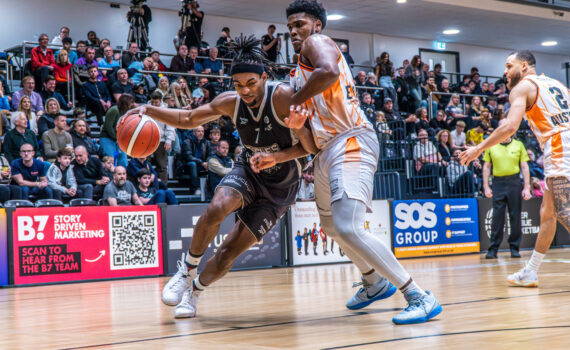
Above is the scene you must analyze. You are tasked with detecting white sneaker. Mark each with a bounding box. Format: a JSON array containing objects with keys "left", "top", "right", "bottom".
[
  {"left": 507, "top": 268, "right": 538, "bottom": 287},
  {"left": 392, "top": 291, "right": 442, "bottom": 325},
  {"left": 161, "top": 256, "right": 197, "bottom": 306},
  {"left": 174, "top": 288, "right": 201, "bottom": 318},
  {"left": 346, "top": 277, "right": 396, "bottom": 310}
]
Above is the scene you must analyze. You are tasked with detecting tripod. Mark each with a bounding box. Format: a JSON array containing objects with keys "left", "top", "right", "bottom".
[{"left": 127, "top": 7, "right": 149, "bottom": 51}]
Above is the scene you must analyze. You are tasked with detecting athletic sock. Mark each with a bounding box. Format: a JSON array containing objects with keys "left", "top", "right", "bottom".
[
  {"left": 185, "top": 252, "right": 202, "bottom": 271},
  {"left": 400, "top": 279, "right": 426, "bottom": 301},
  {"left": 526, "top": 250, "right": 545, "bottom": 272},
  {"left": 192, "top": 276, "right": 207, "bottom": 293},
  {"left": 362, "top": 270, "right": 382, "bottom": 285}
]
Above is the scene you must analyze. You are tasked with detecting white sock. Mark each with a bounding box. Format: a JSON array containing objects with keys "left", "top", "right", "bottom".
[
  {"left": 185, "top": 252, "right": 202, "bottom": 270},
  {"left": 400, "top": 280, "right": 426, "bottom": 300},
  {"left": 526, "top": 250, "right": 545, "bottom": 271},
  {"left": 193, "top": 276, "right": 207, "bottom": 292},
  {"left": 362, "top": 271, "right": 382, "bottom": 285}
]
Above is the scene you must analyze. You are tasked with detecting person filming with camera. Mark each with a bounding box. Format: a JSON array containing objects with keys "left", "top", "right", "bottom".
[
  {"left": 181, "top": 0, "right": 204, "bottom": 50},
  {"left": 261, "top": 24, "right": 281, "bottom": 63}
]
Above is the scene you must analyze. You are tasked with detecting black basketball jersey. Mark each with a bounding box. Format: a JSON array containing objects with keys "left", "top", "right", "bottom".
[{"left": 232, "top": 81, "right": 301, "bottom": 191}]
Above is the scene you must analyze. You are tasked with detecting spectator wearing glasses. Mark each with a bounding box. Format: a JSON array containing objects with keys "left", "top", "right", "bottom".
[
  {"left": 51, "top": 26, "right": 70, "bottom": 45},
  {"left": 31, "top": 34, "right": 56, "bottom": 88},
  {"left": 11, "top": 143, "right": 53, "bottom": 200}
]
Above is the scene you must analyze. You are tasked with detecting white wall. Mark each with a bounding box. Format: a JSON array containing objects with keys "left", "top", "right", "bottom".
[{"left": 1, "top": 0, "right": 567, "bottom": 82}]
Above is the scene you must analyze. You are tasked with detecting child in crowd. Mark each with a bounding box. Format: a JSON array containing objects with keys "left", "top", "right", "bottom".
[
  {"left": 136, "top": 168, "right": 178, "bottom": 205},
  {"left": 101, "top": 155, "right": 115, "bottom": 179},
  {"left": 163, "top": 94, "right": 176, "bottom": 109},
  {"left": 374, "top": 111, "right": 391, "bottom": 137},
  {"left": 208, "top": 126, "right": 221, "bottom": 156}
]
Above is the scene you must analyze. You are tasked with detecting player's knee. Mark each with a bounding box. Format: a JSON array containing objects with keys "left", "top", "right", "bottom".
[
  {"left": 214, "top": 246, "right": 238, "bottom": 269},
  {"left": 331, "top": 215, "right": 358, "bottom": 240}
]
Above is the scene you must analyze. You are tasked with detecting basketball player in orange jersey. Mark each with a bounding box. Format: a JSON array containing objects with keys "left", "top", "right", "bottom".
[
  {"left": 282, "top": 0, "right": 442, "bottom": 324},
  {"left": 461, "top": 50, "right": 570, "bottom": 288},
  {"left": 124, "top": 36, "right": 317, "bottom": 318}
]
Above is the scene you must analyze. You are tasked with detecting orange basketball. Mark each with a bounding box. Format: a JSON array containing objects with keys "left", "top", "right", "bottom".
[{"left": 117, "top": 114, "right": 161, "bottom": 158}]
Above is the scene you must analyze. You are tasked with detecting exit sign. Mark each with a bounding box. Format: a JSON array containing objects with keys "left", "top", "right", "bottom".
[{"left": 433, "top": 41, "right": 446, "bottom": 50}]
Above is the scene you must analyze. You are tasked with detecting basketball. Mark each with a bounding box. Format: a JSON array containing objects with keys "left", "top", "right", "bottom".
[{"left": 117, "top": 114, "right": 161, "bottom": 158}]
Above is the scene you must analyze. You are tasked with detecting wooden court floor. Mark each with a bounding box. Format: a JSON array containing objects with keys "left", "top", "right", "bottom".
[{"left": 2, "top": 249, "right": 570, "bottom": 349}]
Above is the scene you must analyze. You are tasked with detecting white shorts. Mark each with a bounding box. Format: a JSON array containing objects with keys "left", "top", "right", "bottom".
[
  {"left": 543, "top": 131, "right": 570, "bottom": 181},
  {"left": 314, "top": 128, "right": 379, "bottom": 216}
]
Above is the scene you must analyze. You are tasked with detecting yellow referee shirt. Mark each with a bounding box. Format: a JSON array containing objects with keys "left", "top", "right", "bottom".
[{"left": 483, "top": 139, "right": 529, "bottom": 177}]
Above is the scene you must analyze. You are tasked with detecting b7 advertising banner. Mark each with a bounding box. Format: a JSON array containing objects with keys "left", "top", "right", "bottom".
[
  {"left": 392, "top": 198, "right": 480, "bottom": 258},
  {"left": 10, "top": 206, "right": 163, "bottom": 285},
  {"left": 478, "top": 198, "right": 542, "bottom": 251},
  {"left": 289, "top": 200, "right": 392, "bottom": 266},
  {"left": 0, "top": 209, "right": 8, "bottom": 286},
  {"left": 164, "top": 204, "right": 283, "bottom": 274}
]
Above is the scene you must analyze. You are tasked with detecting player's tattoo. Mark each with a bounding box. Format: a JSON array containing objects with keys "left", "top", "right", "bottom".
[{"left": 549, "top": 177, "right": 570, "bottom": 231}]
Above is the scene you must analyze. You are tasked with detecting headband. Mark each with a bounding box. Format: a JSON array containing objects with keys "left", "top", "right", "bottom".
[{"left": 230, "top": 63, "right": 264, "bottom": 76}]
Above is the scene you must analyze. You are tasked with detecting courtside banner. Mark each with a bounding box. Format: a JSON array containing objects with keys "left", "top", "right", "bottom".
[
  {"left": 0, "top": 209, "right": 8, "bottom": 286},
  {"left": 10, "top": 206, "right": 163, "bottom": 285},
  {"left": 478, "top": 198, "right": 542, "bottom": 251},
  {"left": 289, "top": 200, "right": 392, "bottom": 265},
  {"left": 392, "top": 198, "right": 480, "bottom": 258},
  {"left": 164, "top": 204, "right": 283, "bottom": 274}
]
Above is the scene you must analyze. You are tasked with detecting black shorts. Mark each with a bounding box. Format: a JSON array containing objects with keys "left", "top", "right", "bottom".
[{"left": 217, "top": 164, "right": 300, "bottom": 241}]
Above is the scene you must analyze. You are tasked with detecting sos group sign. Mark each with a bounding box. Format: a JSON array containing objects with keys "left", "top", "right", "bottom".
[
  {"left": 9, "top": 206, "right": 164, "bottom": 285},
  {"left": 392, "top": 199, "right": 480, "bottom": 258}
]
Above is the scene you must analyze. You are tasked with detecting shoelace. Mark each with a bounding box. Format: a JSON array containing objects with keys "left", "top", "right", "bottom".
[
  {"left": 404, "top": 296, "right": 426, "bottom": 312},
  {"left": 351, "top": 279, "right": 372, "bottom": 288}
]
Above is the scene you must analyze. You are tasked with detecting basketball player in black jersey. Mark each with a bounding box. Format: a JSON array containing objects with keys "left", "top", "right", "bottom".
[{"left": 124, "top": 35, "right": 316, "bottom": 318}]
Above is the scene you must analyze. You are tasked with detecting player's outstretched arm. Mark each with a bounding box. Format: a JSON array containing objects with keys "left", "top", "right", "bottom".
[
  {"left": 123, "top": 92, "right": 237, "bottom": 129},
  {"left": 459, "top": 81, "right": 533, "bottom": 165},
  {"left": 290, "top": 35, "right": 340, "bottom": 107}
]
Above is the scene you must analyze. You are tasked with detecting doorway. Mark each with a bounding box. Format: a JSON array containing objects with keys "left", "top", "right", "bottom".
[{"left": 420, "top": 49, "right": 460, "bottom": 84}]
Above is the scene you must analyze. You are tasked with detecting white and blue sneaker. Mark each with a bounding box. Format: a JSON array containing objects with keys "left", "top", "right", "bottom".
[
  {"left": 392, "top": 291, "right": 442, "bottom": 325},
  {"left": 162, "top": 255, "right": 197, "bottom": 306},
  {"left": 346, "top": 277, "right": 397, "bottom": 310},
  {"left": 507, "top": 268, "right": 538, "bottom": 287},
  {"left": 174, "top": 288, "right": 201, "bottom": 318}
]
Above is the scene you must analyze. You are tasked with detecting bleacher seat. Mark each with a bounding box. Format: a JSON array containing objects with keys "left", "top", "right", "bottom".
[
  {"left": 35, "top": 199, "right": 64, "bottom": 207},
  {"left": 4, "top": 200, "right": 34, "bottom": 208},
  {"left": 69, "top": 198, "right": 97, "bottom": 207}
]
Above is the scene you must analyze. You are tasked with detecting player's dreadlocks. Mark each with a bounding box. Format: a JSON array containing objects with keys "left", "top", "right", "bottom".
[
  {"left": 286, "top": 0, "right": 327, "bottom": 29},
  {"left": 230, "top": 34, "right": 275, "bottom": 78}
]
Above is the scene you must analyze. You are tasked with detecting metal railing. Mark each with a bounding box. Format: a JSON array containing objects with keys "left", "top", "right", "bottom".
[
  {"left": 0, "top": 60, "right": 13, "bottom": 92},
  {"left": 427, "top": 91, "right": 491, "bottom": 120}
]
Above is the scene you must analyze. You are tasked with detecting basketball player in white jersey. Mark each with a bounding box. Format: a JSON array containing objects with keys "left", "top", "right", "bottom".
[
  {"left": 283, "top": 0, "right": 442, "bottom": 324},
  {"left": 460, "top": 50, "right": 570, "bottom": 287}
]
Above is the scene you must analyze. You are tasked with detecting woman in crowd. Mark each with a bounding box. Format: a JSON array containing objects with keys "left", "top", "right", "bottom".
[
  {"left": 436, "top": 129, "right": 453, "bottom": 163},
  {"left": 479, "top": 107, "right": 496, "bottom": 135},
  {"left": 154, "top": 76, "right": 170, "bottom": 99},
  {"left": 414, "top": 107, "right": 433, "bottom": 136},
  {"left": 53, "top": 49, "right": 72, "bottom": 97},
  {"left": 12, "top": 96, "right": 38, "bottom": 135},
  {"left": 429, "top": 109, "right": 451, "bottom": 133},
  {"left": 404, "top": 55, "right": 423, "bottom": 110},
  {"left": 70, "top": 119, "right": 97, "bottom": 156},
  {"left": 99, "top": 94, "right": 134, "bottom": 167},
  {"left": 445, "top": 94, "right": 469, "bottom": 129},
  {"left": 38, "top": 98, "right": 61, "bottom": 136},
  {"left": 86, "top": 31, "right": 101, "bottom": 47},
  {"left": 375, "top": 52, "right": 398, "bottom": 112},
  {"left": 169, "top": 82, "right": 190, "bottom": 109},
  {"left": 177, "top": 77, "right": 193, "bottom": 101},
  {"left": 468, "top": 95, "right": 483, "bottom": 124}
]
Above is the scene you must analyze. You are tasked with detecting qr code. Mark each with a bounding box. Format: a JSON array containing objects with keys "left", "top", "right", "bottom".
[{"left": 109, "top": 211, "right": 159, "bottom": 270}]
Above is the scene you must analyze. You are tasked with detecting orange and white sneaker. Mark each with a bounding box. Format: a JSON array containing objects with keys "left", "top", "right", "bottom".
[{"left": 507, "top": 268, "right": 538, "bottom": 287}]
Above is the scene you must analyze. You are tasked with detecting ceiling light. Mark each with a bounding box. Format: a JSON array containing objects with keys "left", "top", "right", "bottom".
[
  {"left": 443, "top": 29, "right": 460, "bottom": 35},
  {"left": 327, "top": 14, "right": 344, "bottom": 20},
  {"left": 542, "top": 41, "right": 558, "bottom": 46},
  {"left": 397, "top": 0, "right": 407, "bottom": 3}
]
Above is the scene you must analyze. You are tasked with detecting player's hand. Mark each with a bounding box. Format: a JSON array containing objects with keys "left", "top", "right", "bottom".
[
  {"left": 484, "top": 187, "right": 493, "bottom": 198},
  {"left": 250, "top": 152, "right": 276, "bottom": 173},
  {"left": 522, "top": 187, "right": 531, "bottom": 200},
  {"left": 123, "top": 105, "right": 147, "bottom": 121},
  {"left": 459, "top": 145, "right": 482, "bottom": 166},
  {"left": 285, "top": 105, "right": 309, "bottom": 130}
]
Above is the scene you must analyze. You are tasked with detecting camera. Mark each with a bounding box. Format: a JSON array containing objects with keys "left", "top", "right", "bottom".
[{"left": 131, "top": 0, "right": 145, "bottom": 5}]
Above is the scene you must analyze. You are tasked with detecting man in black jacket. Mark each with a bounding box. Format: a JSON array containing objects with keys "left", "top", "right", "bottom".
[
  {"left": 182, "top": 126, "right": 210, "bottom": 195},
  {"left": 170, "top": 45, "right": 194, "bottom": 77},
  {"left": 83, "top": 66, "right": 111, "bottom": 125},
  {"left": 72, "top": 145, "right": 110, "bottom": 199}
]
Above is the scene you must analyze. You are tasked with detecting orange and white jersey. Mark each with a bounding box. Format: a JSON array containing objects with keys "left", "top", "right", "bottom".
[
  {"left": 524, "top": 74, "right": 570, "bottom": 178},
  {"left": 290, "top": 42, "right": 371, "bottom": 149}
]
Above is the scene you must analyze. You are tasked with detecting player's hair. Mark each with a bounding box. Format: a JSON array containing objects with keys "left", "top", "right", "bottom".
[
  {"left": 286, "top": 0, "right": 327, "bottom": 29},
  {"left": 230, "top": 34, "right": 275, "bottom": 77},
  {"left": 510, "top": 50, "right": 536, "bottom": 67},
  {"left": 136, "top": 168, "right": 151, "bottom": 179}
]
